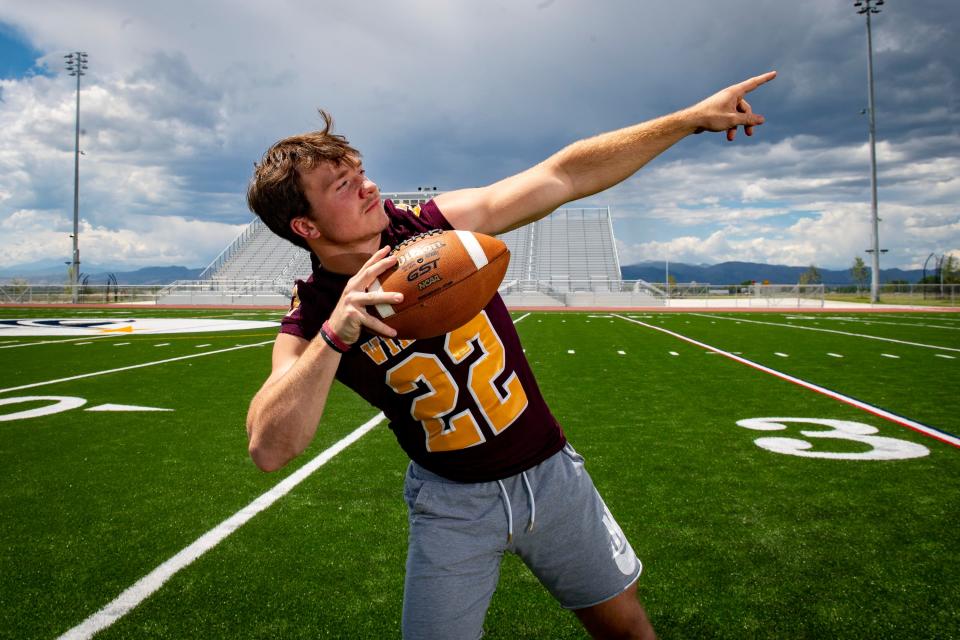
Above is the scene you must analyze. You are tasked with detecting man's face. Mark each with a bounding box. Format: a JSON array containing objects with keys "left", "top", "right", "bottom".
[{"left": 298, "top": 159, "right": 388, "bottom": 246}]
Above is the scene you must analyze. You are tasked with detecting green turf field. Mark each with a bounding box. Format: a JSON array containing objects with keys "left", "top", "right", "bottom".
[{"left": 1, "top": 307, "right": 958, "bottom": 639}]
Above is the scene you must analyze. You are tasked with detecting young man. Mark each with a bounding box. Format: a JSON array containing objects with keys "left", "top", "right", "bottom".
[{"left": 246, "top": 70, "right": 776, "bottom": 639}]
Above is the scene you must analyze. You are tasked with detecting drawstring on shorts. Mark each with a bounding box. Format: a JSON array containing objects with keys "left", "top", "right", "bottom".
[{"left": 497, "top": 471, "right": 536, "bottom": 543}]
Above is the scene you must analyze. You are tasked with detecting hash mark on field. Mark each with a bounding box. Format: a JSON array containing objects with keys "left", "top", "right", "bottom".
[
  {"left": 567, "top": 350, "right": 575, "bottom": 354},
  {"left": 669, "top": 351, "right": 679, "bottom": 356},
  {"left": 617, "top": 350, "right": 626, "bottom": 355},
  {"left": 828, "top": 353, "right": 844, "bottom": 358},
  {"left": 881, "top": 353, "right": 900, "bottom": 359},
  {"left": 936, "top": 354, "right": 955, "bottom": 359},
  {"left": 615, "top": 314, "right": 960, "bottom": 450},
  {"left": 0, "top": 341, "right": 276, "bottom": 396},
  {"left": 74, "top": 342, "right": 91, "bottom": 346},
  {"left": 154, "top": 343, "right": 170, "bottom": 347},
  {"left": 195, "top": 344, "right": 211, "bottom": 348},
  {"left": 694, "top": 313, "right": 960, "bottom": 353},
  {"left": 113, "top": 343, "right": 130, "bottom": 347},
  {"left": 775, "top": 352, "right": 789, "bottom": 358}
]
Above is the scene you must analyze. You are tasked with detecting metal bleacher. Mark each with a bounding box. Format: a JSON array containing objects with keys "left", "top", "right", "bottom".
[
  {"left": 159, "top": 194, "right": 662, "bottom": 307},
  {"left": 198, "top": 218, "right": 311, "bottom": 284}
]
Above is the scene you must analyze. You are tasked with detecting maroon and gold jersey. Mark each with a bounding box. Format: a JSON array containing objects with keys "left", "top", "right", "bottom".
[{"left": 280, "top": 199, "right": 566, "bottom": 482}]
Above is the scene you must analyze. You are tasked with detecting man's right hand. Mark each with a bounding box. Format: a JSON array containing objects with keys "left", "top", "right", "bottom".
[
  {"left": 688, "top": 70, "right": 777, "bottom": 141},
  {"left": 327, "top": 245, "right": 404, "bottom": 345}
]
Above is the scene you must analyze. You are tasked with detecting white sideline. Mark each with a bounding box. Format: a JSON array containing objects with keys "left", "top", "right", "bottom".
[
  {"left": 57, "top": 412, "right": 386, "bottom": 640},
  {"left": 0, "top": 341, "right": 274, "bottom": 395},
  {"left": 691, "top": 313, "right": 960, "bottom": 353},
  {"left": 613, "top": 314, "right": 960, "bottom": 450}
]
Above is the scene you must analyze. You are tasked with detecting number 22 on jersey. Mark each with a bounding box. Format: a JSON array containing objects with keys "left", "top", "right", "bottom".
[{"left": 385, "top": 312, "right": 528, "bottom": 452}]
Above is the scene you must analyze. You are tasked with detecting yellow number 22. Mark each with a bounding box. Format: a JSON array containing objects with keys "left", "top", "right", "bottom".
[{"left": 385, "top": 312, "right": 528, "bottom": 452}]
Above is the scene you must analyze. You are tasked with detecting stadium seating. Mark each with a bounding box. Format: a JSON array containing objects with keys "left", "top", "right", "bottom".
[{"left": 165, "top": 194, "right": 661, "bottom": 307}]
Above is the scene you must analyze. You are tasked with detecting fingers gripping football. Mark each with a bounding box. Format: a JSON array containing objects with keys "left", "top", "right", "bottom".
[{"left": 327, "top": 246, "right": 403, "bottom": 344}]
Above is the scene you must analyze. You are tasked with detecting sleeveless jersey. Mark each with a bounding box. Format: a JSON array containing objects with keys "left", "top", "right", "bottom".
[{"left": 280, "top": 199, "right": 566, "bottom": 482}]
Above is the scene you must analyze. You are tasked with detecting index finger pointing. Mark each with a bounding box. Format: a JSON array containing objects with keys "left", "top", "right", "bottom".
[{"left": 736, "top": 70, "right": 778, "bottom": 94}]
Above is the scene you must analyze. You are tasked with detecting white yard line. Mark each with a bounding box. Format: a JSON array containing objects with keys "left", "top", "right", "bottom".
[
  {"left": 691, "top": 313, "right": 960, "bottom": 353},
  {"left": 820, "top": 317, "right": 960, "bottom": 331},
  {"left": 0, "top": 341, "right": 274, "bottom": 395},
  {"left": 613, "top": 314, "right": 960, "bottom": 450},
  {"left": 874, "top": 315, "right": 960, "bottom": 323},
  {"left": 57, "top": 412, "right": 386, "bottom": 640},
  {"left": 57, "top": 311, "right": 532, "bottom": 638}
]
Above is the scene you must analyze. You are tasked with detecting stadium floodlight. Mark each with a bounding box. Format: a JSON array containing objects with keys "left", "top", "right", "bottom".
[
  {"left": 854, "top": 0, "right": 883, "bottom": 303},
  {"left": 64, "top": 51, "right": 88, "bottom": 304}
]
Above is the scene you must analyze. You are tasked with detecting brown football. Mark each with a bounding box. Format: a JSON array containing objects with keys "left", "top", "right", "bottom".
[{"left": 368, "top": 229, "right": 510, "bottom": 339}]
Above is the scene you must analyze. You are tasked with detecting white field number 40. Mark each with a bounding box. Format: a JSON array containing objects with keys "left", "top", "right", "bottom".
[{"left": 736, "top": 417, "right": 929, "bottom": 461}]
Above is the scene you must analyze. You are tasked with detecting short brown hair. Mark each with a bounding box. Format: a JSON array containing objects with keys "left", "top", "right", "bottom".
[{"left": 246, "top": 110, "right": 360, "bottom": 250}]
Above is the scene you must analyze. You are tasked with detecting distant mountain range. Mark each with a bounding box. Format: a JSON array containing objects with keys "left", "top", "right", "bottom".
[
  {"left": 620, "top": 261, "right": 924, "bottom": 285},
  {"left": 0, "top": 260, "right": 927, "bottom": 286},
  {"left": 0, "top": 265, "right": 203, "bottom": 285}
]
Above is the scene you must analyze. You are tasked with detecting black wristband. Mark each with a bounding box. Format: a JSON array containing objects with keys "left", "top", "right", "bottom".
[{"left": 319, "top": 323, "right": 348, "bottom": 353}]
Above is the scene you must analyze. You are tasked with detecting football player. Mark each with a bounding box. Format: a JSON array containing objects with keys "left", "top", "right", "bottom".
[{"left": 246, "top": 70, "right": 776, "bottom": 640}]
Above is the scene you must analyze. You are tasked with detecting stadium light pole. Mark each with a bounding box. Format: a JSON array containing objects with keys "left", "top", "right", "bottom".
[
  {"left": 64, "top": 51, "right": 88, "bottom": 304},
  {"left": 665, "top": 257, "right": 669, "bottom": 299},
  {"left": 855, "top": 0, "right": 883, "bottom": 303}
]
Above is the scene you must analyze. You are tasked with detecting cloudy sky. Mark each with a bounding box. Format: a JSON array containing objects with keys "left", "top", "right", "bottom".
[{"left": 0, "top": 0, "right": 957, "bottom": 274}]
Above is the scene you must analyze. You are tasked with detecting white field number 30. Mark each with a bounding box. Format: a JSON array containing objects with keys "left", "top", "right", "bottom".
[{"left": 736, "top": 417, "right": 929, "bottom": 461}]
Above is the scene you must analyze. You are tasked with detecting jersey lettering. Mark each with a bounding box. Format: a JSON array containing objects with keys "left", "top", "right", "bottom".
[{"left": 360, "top": 336, "right": 417, "bottom": 365}]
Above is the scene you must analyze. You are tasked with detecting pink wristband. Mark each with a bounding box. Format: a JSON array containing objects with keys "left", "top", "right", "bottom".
[{"left": 320, "top": 320, "right": 352, "bottom": 353}]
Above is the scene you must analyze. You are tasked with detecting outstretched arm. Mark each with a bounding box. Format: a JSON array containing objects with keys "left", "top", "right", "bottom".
[{"left": 437, "top": 71, "right": 777, "bottom": 235}]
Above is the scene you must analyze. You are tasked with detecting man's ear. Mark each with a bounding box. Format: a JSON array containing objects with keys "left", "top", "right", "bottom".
[{"left": 290, "top": 215, "right": 321, "bottom": 241}]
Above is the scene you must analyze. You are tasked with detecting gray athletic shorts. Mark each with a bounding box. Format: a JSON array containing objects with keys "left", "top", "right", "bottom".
[{"left": 401, "top": 443, "right": 642, "bottom": 640}]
